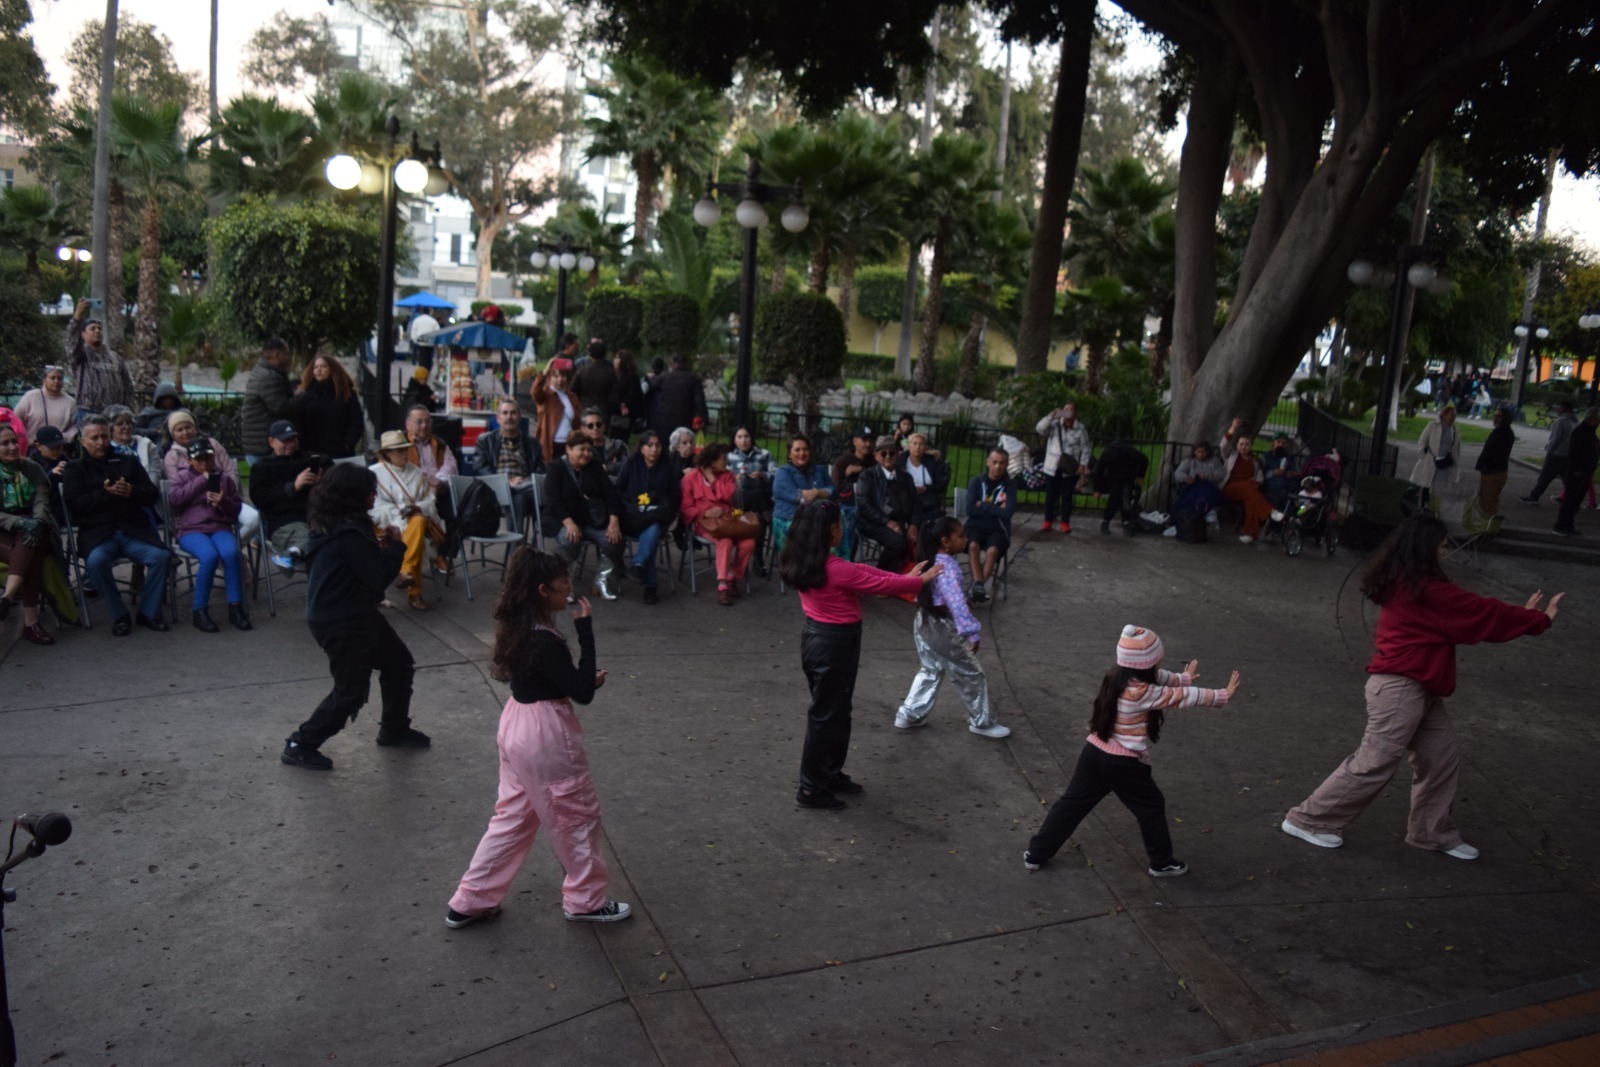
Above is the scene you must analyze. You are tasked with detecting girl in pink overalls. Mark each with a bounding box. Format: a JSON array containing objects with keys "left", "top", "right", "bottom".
[{"left": 446, "top": 548, "right": 632, "bottom": 928}]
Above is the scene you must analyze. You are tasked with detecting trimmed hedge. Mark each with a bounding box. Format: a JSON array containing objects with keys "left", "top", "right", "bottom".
[
  {"left": 582, "top": 286, "right": 644, "bottom": 352},
  {"left": 756, "top": 291, "right": 847, "bottom": 397},
  {"left": 642, "top": 291, "right": 701, "bottom": 359}
]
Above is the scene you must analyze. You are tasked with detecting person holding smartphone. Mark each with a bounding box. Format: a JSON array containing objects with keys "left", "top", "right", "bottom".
[{"left": 168, "top": 438, "right": 249, "bottom": 632}]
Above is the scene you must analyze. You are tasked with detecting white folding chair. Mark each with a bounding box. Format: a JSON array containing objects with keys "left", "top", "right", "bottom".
[
  {"left": 254, "top": 522, "right": 306, "bottom": 617},
  {"left": 449, "top": 473, "right": 525, "bottom": 601},
  {"left": 953, "top": 487, "right": 1011, "bottom": 605},
  {"left": 158, "top": 479, "right": 202, "bottom": 620}
]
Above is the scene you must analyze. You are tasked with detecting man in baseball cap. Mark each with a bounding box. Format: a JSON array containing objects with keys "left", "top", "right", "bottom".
[
  {"left": 1262, "top": 431, "right": 1299, "bottom": 507},
  {"left": 249, "top": 419, "right": 321, "bottom": 565}
]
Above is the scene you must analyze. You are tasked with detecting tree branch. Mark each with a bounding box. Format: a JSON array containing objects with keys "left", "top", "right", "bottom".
[{"left": 1399, "top": 0, "right": 1575, "bottom": 114}]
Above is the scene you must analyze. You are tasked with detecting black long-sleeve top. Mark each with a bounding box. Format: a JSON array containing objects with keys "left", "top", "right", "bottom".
[
  {"left": 545, "top": 456, "right": 622, "bottom": 529},
  {"left": 1474, "top": 424, "right": 1515, "bottom": 474},
  {"left": 249, "top": 452, "right": 315, "bottom": 530},
  {"left": 616, "top": 452, "right": 681, "bottom": 526},
  {"left": 510, "top": 616, "right": 597, "bottom": 704},
  {"left": 303, "top": 521, "right": 404, "bottom": 623}
]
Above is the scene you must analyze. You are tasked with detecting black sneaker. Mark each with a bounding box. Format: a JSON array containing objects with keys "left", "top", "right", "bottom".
[
  {"left": 564, "top": 900, "right": 632, "bottom": 923},
  {"left": 1148, "top": 860, "right": 1189, "bottom": 878},
  {"left": 796, "top": 787, "right": 846, "bottom": 810},
  {"left": 377, "top": 727, "right": 432, "bottom": 748},
  {"left": 643, "top": 585, "right": 658, "bottom": 605},
  {"left": 281, "top": 741, "right": 333, "bottom": 770},
  {"left": 135, "top": 612, "right": 169, "bottom": 632},
  {"left": 445, "top": 905, "right": 500, "bottom": 929},
  {"left": 827, "top": 773, "right": 864, "bottom": 794},
  {"left": 1519, "top": 496, "right": 1539, "bottom": 505},
  {"left": 1100, "top": 520, "right": 1111, "bottom": 534},
  {"left": 1023, "top": 850, "right": 1043, "bottom": 871},
  {"left": 111, "top": 614, "right": 132, "bottom": 637},
  {"left": 629, "top": 563, "right": 647, "bottom": 584}
]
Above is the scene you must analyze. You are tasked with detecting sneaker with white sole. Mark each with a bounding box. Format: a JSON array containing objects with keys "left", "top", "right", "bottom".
[
  {"left": 894, "top": 713, "right": 928, "bottom": 729},
  {"left": 1443, "top": 843, "right": 1480, "bottom": 860},
  {"left": 1238, "top": 534, "right": 1254, "bottom": 544},
  {"left": 1022, "top": 850, "right": 1042, "bottom": 871},
  {"left": 969, "top": 722, "right": 1011, "bottom": 739},
  {"left": 1148, "top": 860, "right": 1189, "bottom": 878},
  {"left": 564, "top": 900, "right": 632, "bottom": 923},
  {"left": 1281, "top": 818, "right": 1342, "bottom": 849},
  {"left": 445, "top": 905, "right": 501, "bottom": 929}
]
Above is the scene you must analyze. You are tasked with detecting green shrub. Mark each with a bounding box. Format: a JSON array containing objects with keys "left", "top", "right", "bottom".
[
  {"left": 469, "top": 300, "right": 525, "bottom": 319},
  {"left": 844, "top": 351, "right": 896, "bottom": 379},
  {"left": 642, "top": 291, "right": 701, "bottom": 360},
  {"left": 756, "top": 291, "right": 847, "bottom": 417},
  {"left": 582, "top": 286, "right": 644, "bottom": 352},
  {"left": 855, "top": 264, "right": 915, "bottom": 326},
  {"left": 0, "top": 276, "right": 54, "bottom": 393}
]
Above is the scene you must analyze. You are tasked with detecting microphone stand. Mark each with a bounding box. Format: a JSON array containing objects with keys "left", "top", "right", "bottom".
[{"left": 1, "top": 840, "right": 51, "bottom": 1067}]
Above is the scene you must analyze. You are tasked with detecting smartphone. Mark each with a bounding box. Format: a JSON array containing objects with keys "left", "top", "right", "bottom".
[
  {"left": 118, "top": 455, "right": 136, "bottom": 481},
  {"left": 88, "top": 297, "right": 104, "bottom": 311},
  {"left": 207, "top": 472, "right": 222, "bottom": 493},
  {"left": 308, "top": 453, "right": 332, "bottom": 471}
]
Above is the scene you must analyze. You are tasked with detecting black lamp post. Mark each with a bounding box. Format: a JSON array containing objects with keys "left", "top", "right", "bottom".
[
  {"left": 1580, "top": 311, "right": 1600, "bottom": 400},
  {"left": 325, "top": 116, "right": 448, "bottom": 433},
  {"left": 54, "top": 245, "right": 91, "bottom": 295},
  {"left": 693, "top": 158, "right": 809, "bottom": 434},
  {"left": 529, "top": 237, "right": 596, "bottom": 342},
  {"left": 1347, "top": 246, "right": 1452, "bottom": 474}
]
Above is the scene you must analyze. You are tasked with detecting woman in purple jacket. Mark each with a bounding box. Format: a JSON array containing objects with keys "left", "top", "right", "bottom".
[{"left": 169, "top": 438, "right": 251, "bottom": 633}]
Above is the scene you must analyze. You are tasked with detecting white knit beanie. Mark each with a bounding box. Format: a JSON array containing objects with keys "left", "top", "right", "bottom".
[{"left": 1116, "top": 625, "right": 1164, "bottom": 669}]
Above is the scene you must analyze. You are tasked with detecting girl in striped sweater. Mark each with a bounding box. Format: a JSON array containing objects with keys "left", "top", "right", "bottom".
[{"left": 1024, "top": 625, "right": 1241, "bottom": 878}]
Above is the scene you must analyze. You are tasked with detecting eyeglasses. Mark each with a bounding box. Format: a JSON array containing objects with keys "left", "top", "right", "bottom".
[
  {"left": 582, "top": 421, "right": 604, "bottom": 429},
  {"left": 876, "top": 449, "right": 896, "bottom": 456}
]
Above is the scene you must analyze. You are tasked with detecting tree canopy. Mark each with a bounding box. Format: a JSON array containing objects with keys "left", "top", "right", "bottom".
[
  {"left": 66, "top": 16, "right": 201, "bottom": 115},
  {"left": 0, "top": 0, "right": 53, "bottom": 137}
]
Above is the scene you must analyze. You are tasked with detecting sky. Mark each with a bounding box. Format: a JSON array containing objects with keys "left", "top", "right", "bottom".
[{"left": 22, "top": 0, "right": 1600, "bottom": 253}]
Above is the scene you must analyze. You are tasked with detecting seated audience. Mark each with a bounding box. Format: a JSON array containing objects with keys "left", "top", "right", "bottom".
[
  {"left": 136, "top": 382, "right": 183, "bottom": 436},
  {"left": 668, "top": 426, "right": 697, "bottom": 476},
  {"left": 899, "top": 432, "right": 949, "bottom": 526},
  {"left": 545, "top": 430, "right": 624, "bottom": 600},
  {"left": 729, "top": 425, "right": 776, "bottom": 572},
  {"left": 772, "top": 434, "right": 833, "bottom": 552},
  {"left": 405, "top": 404, "right": 458, "bottom": 549},
  {"left": 578, "top": 406, "right": 629, "bottom": 478},
  {"left": 169, "top": 438, "right": 249, "bottom": 632},
  {"left": 615, "top": 430, "right": 680, "bottom": 605},
  {"left": 163, "top": 409, "right": 260, "bottom": 544},
  {"left": 62, "top": 416, "right": 170, "bottom": 635},
  {"left": 680, "top": 443, "right": 757, "bottom": 606},
  {"left": 1260, "top": 431, "right": 1300, "bottom": 508},
  {"left": 249, "top": 420, "right": 320, "bottom": 561},
  {"left": 963, "top": 447, "right": 1015, "bottom": 603},
  {"left": 104, "top": 405, "right": 161, "bottom": 482},
  {"left": 856, "top": 435, "right": 919, "bottom": 571},
  {"left": 26, "top": 425, "right": 70, "bottom": 526},
  {"left": 1220, "top": 422, "right": 1274, "bottom": 544},
  {"left": 830, "top": 430, "right": 873, "bottom": 557},
  {"left": 401, "top": 366, "right": 442, "bottom": 413},
  {"left": 0, "top": 423, "right": 58, "bottom": 645},
  {"left": 371, "top": 430, "right": 447, "bottom": 612},
  {"left": 1173, "top": 440, "right": 1225, "bottom": 517},
  {"left": 474, "top": 398, "right": 543, "bottom": 528}
]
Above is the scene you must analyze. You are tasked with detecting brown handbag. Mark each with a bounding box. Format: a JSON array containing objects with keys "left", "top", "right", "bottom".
[{"left": 699, "top": 510, "right": 761, "bottom": 540}]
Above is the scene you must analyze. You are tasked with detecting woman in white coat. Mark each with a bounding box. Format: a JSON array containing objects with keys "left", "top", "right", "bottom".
[
  {"left": 1409, "top": 405, "right": 1462, "bottom": 502},
  {"left": 370, "top": 430, "right": 446, "bottom": 611}
]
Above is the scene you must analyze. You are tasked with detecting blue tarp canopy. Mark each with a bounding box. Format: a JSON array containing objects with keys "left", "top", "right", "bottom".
[
  {"left": 395, "top": 291, "right": 456, "bottom": 310},
  {"left": 420, "top": 321, "right": 527, "bottom": 350}
]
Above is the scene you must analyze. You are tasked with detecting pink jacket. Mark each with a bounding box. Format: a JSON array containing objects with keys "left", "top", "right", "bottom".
[
  {"left": 168, "top": 466, "right": 242, "bottom": 536},
  {"left": 679, "top": 467, "right": 737, "bottom": 529}
]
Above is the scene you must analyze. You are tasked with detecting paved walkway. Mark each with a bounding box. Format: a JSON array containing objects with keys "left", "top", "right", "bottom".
[{"left": 2, "top": 507, "right": 1597, "bottom": 1065}]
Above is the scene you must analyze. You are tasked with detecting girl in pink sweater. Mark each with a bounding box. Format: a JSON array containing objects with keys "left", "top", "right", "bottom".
[
  {"left": 778, "top": 499, "right": 940, "bottom": 809},
  {"left": 1024, "top": 625, "right": 1240, "bottom": 878}
]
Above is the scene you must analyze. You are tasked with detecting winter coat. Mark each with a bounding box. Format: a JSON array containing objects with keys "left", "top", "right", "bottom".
[
  {"left": 1409, "top": 419, "right": 1462, "bottom": 488},
  {"left": 240, "top": 361, "right": 295, "bottom": 456},
  {"left": 290, "top": 380, "right": 365, "bottom": 458},
  {"left": 168, "top": 465, "right": 243, "bottom": 537}
]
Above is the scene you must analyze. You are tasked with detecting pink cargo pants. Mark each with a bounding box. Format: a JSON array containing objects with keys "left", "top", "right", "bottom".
[{"left": 449, "top": 696, "right": 610, "bottom": 917}]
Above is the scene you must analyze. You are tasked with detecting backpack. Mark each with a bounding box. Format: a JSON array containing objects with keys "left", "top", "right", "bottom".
[
  {"left": 1174, "top": 508, "right": 1208, "bottom": 544},
  {"left": 457, "top": 479, "right": 504, "bottom": 538}
]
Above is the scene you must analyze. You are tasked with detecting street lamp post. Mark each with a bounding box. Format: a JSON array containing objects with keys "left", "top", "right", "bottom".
[
  {"left": 1347, "top": 246, "right": 1452, "bottom": 475},
  {"left": 693, "top": 158, "right": 809, "bottom": 434},
  {"left": 1511, "top": 321, "right": 1551, "bottom": 413},
  {"left": 325, "top": 116, "right": 449, "bottom": 433},
  {"left": 529, "top": 238, "right": 596, "bottom": 342},
  {"left": 1580, "top": 312, "right": 1600, "bottom": 401},
  {"left": 55, "top": 245, "right": 92, "bottom": 294}
]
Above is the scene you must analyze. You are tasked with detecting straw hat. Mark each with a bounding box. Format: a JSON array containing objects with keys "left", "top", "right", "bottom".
[{"left": 378, "top": 430, "right": 411, "bottom": 453}]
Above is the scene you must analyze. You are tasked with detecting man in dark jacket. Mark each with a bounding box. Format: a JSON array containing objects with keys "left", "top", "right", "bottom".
[
  {"left": 571, "top": 341, "right": 619, "bottom": 423},
  {"left": 1093, "top": 439, "right": 1149, "bottom": 534},
  {"left": 475, "top": 398, "right": 544, "bottom": 531},
  {"left": 544, "top": 430, "right": 624, "bottom": 599},
  {"left": 1554, "top": 408, "right": 1599, "bottom": 538},
  {"left": 1473, "top": 406, "right": 1515, "bottom": 517},
  {"left": 855, "top": 435, "right": 919, "bottom": 571},
  {"left": 651, "top": 354, "right": 708, "bottom": 439},
  {"left": 963, "top": 448, "right": 1016, "bottom": 603},
  {"left": 1521, "top": 400, "right": 1576, "bottom": 504},
  {"left": 249, "top": 420, "right": 320, "bottom": 559},
  {"left": 282, "top": 463, "right": 427, "bottom": 771},
  {"left": 241, "top": 338, "right": 295, "bottom": 462},
  {"left": 62, "top": 415, "right": 170, "bottom": 635}
]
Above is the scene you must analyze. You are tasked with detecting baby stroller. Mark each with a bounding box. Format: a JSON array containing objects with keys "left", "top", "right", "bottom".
[{"left": 1278, "top": 464, "right": 1340, "bottom": 557}]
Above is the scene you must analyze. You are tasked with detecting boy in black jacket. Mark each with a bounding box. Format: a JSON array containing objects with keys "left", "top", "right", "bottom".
[{"left": 282, "top": 463, "right": 429, "bottom": 771}]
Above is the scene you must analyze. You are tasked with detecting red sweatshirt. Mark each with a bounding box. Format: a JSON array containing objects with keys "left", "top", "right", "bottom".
[{"left": 1368, "top": 580, "right": 1551, "bottom": 696}]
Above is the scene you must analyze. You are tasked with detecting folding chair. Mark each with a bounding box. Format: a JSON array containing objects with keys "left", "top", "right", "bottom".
[
  {"left": 679, "top": 529, "right": 754, "bottom": 596},
  {"left": 449, "top": 473, "right": 524, "bottom": 601},
  {"left": 54, "top": 482, "right": 94, "bottom": 629},
  {"left": 254, "top": 522, "right": 306, "bottom": 617},
  {"left": 953, "top": 487, "right": 1011, "bottom": 604},
  {"left": 622, "top": 524, "right": 676, "bottom": 593},
  {"left": 158, "top": 478, "right": 209, "bottom": 622}
]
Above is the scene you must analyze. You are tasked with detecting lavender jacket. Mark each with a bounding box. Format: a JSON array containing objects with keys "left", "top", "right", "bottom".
[{"left": 168, "top": 466, "right": 242, "bottom": 536}]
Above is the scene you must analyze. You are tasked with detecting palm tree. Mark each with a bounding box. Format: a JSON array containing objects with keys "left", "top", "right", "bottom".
[
  {"left": 585, "top": 57, "right": 723, "bottom": 268},
  {"left": 1061, "top": 276, "right": 1145, "bottom": 393},
  {"left": 0, "top": 185, "right": 63, "bottom": 297},
  {"left": 950, "top": 201, "right": 1031, "bottom": 396},
  {"left": 905, "top": 134, "right": 994, "bottom": 393},
  {"left": 208, "top": 94, "right": 319, "bottom": 201},
  {"left": 537, "top": 202, "right": 629, "bottom": 288},
  {"left": 45, "top": 106, "right": 130, "bottom": 346},
  {"left": 113, "top": 94, "right": 196, "bottom": 403},
  {"left": 824, "top": 115, "right": 908, "bottom": 325}
]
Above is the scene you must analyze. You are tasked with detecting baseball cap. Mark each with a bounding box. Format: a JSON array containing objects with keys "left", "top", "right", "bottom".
[
  {"left": 34, "top": 426, "right": 65, "bottom": 447},
  {"left": 187, "top": 438, "right": 215, "bottom": 458},
  {"left": 268, "top": 419, "right": 298, "bottom": 440}
]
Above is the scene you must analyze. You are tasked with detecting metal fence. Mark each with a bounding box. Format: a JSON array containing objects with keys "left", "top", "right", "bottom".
[{"left": 1295, "top": 399, "right": 1397, "bottom": 496}]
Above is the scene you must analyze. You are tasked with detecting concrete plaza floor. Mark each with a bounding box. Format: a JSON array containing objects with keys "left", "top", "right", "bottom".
[{"left": 2, "top": 480, "right": 1597, "bottom": 1065}]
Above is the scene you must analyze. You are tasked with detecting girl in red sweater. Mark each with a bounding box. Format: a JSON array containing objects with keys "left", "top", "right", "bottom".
[
  {"left": 779, "top": 499, "right": 939, "bottom": 809},
  {"left": 1283, "top": 514, "right": 1562, "bottom": 860}
]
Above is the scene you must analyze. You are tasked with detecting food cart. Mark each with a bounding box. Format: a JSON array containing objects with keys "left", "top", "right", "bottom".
[{"left": 416, "top": 321, "right": 532, "bottom": 456}]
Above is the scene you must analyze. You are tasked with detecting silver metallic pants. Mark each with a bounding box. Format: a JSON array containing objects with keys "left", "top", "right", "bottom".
[{"left": 897, "top": 611, "right": 995, "bottom": 728}]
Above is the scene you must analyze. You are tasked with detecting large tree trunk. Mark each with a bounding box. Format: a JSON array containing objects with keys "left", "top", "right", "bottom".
[
  {"left": 1084, "top": 340, "right": 1108, "bottom": 394},
  {"left": 631, "top": 150, "right": 657, "bottom": 272},
  {"left": 1151, "top": 293, "right": 1175, "bottom": 384},
  {"left": 770, "top": 256, "right": 786, "bottom": 293},
  {"left": 106, "top": 180, "right": 127, "bottom": 348},
  {"left": 836, "top": 252, "right": 859, "bottom": 325},
  {"left": 808, "top": 246, "right": 829, "bottom": 293},
  {"left": 22, "top": 250, "right": 40, "bottom": 298},
  {"left": 915, "top": 235, "right": 947, "bottom": 393},
  {"left": 475, "top": 210, "right": 504, "bottom": 299},
  {"left": 132, "top": 197, "right": 163, "bottom": 405},
  {"left": 957, "top": 279, "right": 991, "bottom": 397},
  {"left": 1012, "top": 1, "right": 1096, "bottom": 376}
]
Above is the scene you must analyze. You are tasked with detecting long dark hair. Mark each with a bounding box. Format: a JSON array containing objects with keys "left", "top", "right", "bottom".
[
  {"left": 1361, "top": 513, "right": 1449, "bottom": 605},
  {"left": 307, "top": 463, "right": 376, "bottom": 533},
  {"left": 490, "top": 547, "right": 571, "bottom": 683},
  {"left": 916, "top": 516, "right": 962, "bottom": 617},
  {"left": 779, "top": 499, "right": 840, "bottom": 591},
  {"left": 696, "top": 442, "right": 729, "bottom": 471},
  {"left": 1089, "top": 664, "right": 1162, "bottom": 743},
  {"left": 300, "top": 355, "right": 355, "bottom": 401}
]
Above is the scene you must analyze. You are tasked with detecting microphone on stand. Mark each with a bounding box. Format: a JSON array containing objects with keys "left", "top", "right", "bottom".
[{"left": 14, "top": 814, "right": 72, "bottom": 848}]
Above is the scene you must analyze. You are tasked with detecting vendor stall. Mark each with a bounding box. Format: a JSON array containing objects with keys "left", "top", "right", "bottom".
[{"left": 416, "top": 321, "right": 533, "bottom": 453}]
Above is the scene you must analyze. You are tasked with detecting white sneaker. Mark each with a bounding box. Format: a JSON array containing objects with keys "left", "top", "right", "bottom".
[
  {"left": 1281, "top": 818, "right": 1342, "bottom": 849},
  {"left": 969, "top": 722, "right": 1011, "bottom": 739},
  {"left": 1205, "top": 511, "right": 1219, "bottom": 526},
  {"left": 1238, "top": 534, "right": 1254, "bottom": 544},
  {"left": 1162, "top": 526, "right": 1178, "bottom": 538},
  {"left": 1444, "top": 843, "right": 1479, "bottom": 860},
  {"left": 894, "top": 713, "right": 927, "bottom": 730},
  {"left": 1270, "top": 509, "right": 1285, "bottom": 522}
]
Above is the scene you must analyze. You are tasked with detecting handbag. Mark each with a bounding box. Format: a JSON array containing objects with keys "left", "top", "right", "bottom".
[
  {"left": 700, "top": 510, "right": 761, "bottom": 540},
  {"left": 1052, "top": 424, "right": 1079, "bottom": 477}
]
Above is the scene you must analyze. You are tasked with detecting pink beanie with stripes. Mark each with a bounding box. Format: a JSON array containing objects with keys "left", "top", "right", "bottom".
[{"left": 1116, "top": 625, "right": 1164, "bottom": 669}]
